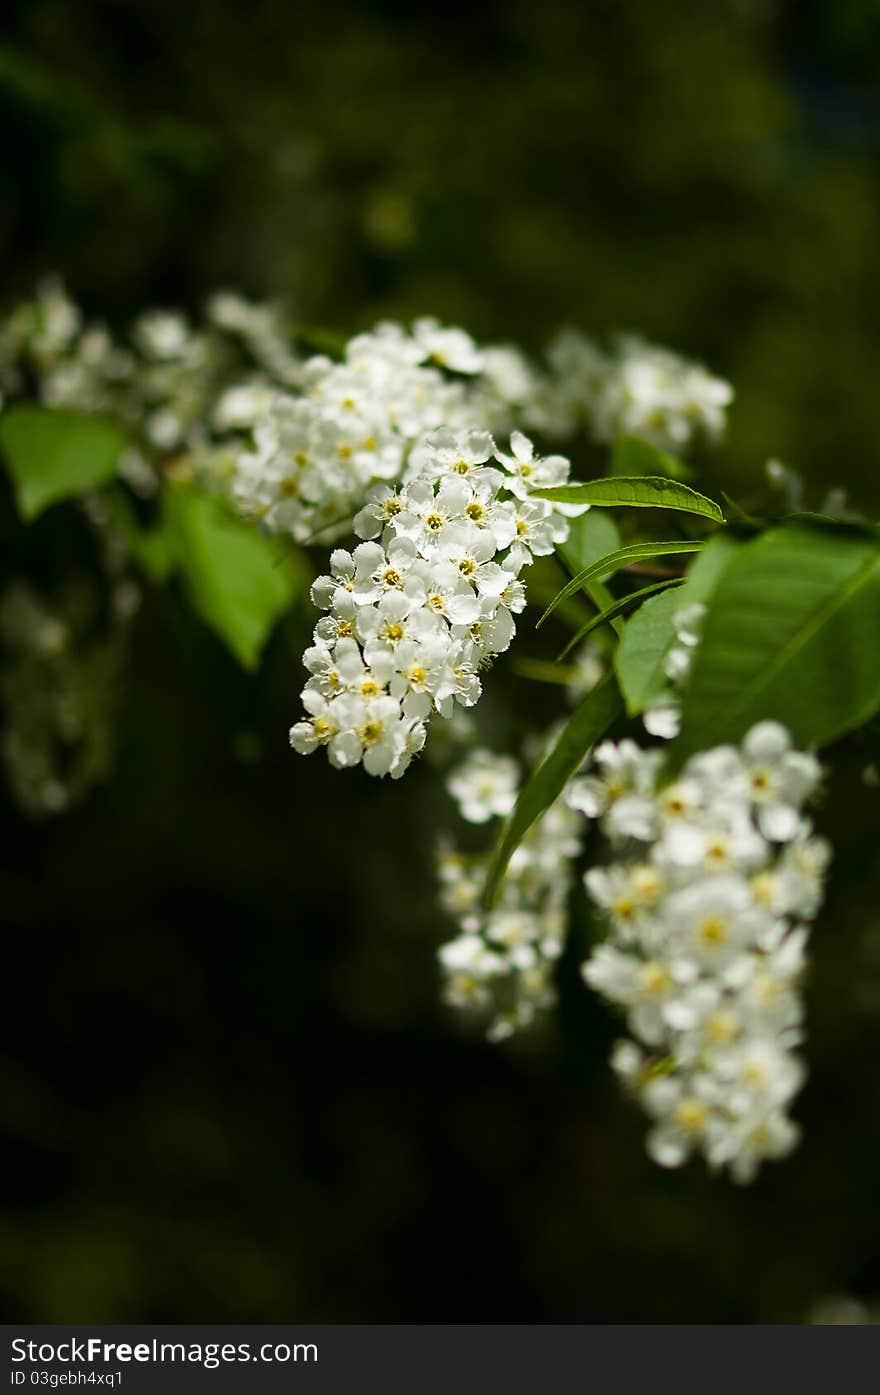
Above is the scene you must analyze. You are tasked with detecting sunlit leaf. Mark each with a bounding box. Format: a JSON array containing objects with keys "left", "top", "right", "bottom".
[
  {"left": 0, "top": 404, "right": 127, "bottom": 519},
  {"left": 533, "top": 475, "right": 724, "bottom": 522},
  {"left": 164, "top": 484, "right": 297, "bottom": 669}
]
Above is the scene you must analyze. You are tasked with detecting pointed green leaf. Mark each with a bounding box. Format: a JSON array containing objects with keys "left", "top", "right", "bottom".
[
  {"left": 534, "top": 475, "right": 724, "bottom": 522},
  {"left": 536, "top": 540, "right": 704, "bottom": 628},
  {"left": 672, "top": 523, "right": 880, "bottom": 760},
  {"left": 614, "top": 531, "right": 743, "bottom": 715},
  {"left": 557, "top": 511, "right": 625, "bottom": 637},
  {"left": 613, "top": 587, "right": 688, "bottom": 714},
  {"left": 482, "top": 672, "right": 622, "bottom": 907},
  {"left": 164, "top": 484, "right": 297, "bottom": 669},
  {"left": 558, "top": 578, "right": 683, "bottom": 660},
  {"left": 0, "top": 404, "right": 128, "bottom": 519}
]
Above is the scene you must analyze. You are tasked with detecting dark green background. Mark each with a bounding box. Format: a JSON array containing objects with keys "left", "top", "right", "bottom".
[{"left": 2, "top": 0, "right": 880, "bottom": 1322}]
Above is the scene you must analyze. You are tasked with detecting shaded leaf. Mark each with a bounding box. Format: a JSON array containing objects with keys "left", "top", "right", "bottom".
[
  {"left": 106, "top": 487, "right": 175, "bottom": 583},
  {"left": 557, "top": 510, "right": 625, "bottom": 637},
  {"left": 614, "top": 531, "right": 743, "bottom": 715},
  {"left": 536, "top": 540, "right": 704, "bottom": 628},
  {"left": 613, "top": 587, "right": 687, "bottom": 714},
  {"left": 0, "top": 404, "right": 127, "bottom": 519},
  {"left": 559, "top": 577, "right": 683, "bottom": 660},
  {"left": 482, "top": 671, "right": 622, "bottom": 907},
  {"left": 672, "top": 523, "right": 880, "bottom": 760}
]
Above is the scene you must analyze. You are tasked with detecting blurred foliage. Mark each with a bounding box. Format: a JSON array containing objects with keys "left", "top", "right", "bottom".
[{"left": 1, "top": 0, "right": 880, "bottom": 1323}]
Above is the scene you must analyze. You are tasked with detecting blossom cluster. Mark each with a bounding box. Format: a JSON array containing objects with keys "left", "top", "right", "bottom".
[
  {"left": 230, "top": 318, "right": 535, "bottom": 545},
  {"left": 436, "top": 749, "right": 583, "bottom": 1042},
  {"left": 0, "top": 283, "right": 734, "bottom": 524},
  {"left": 289, "top": 429, "right": 583, "bottom": 777},
  {"left": 528, "top": 328, "right": 734, "bottom": 454},
  {"left": 0, "top": 278, "right": 302, "bottom": 497},
  {"left": 569, "top": 721, "right": 829, "bottom": 1182}
]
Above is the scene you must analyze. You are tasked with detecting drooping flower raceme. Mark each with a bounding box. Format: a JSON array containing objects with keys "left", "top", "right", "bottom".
[
  {"left": 569, "top": 722, "right": 829, "bottom": 1183},
  {"left": 231, "top": 321, "right": 514, "bottom": 545},
  {"left": 528, "top": 328, "right": 734, "bottom": 454},
  {"left": 289, "top": 428, "right": 583, "bottom": 778},
  {"left": 437, "top": 748, "right": 583, "bottom": 1042}
]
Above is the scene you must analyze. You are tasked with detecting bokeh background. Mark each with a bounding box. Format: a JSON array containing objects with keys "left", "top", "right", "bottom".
[{"left": 2, "top": 0, "right": 880, "bottom": 1322}]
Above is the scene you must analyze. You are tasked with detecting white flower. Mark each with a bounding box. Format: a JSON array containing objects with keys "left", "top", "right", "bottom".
[
  {"left": 654, "top": 806, "right": 767, "bottom": 877},
  {"left": 448, "top": 749, "right": 520, "bottom": 823},
  {"left": 409, "top": 427, "right": 498, "bottom": 485},
  {"left": 566, "top": 739, "right": 662, "bottom": 840},
  {"left": 494, "top": 430, "right": 572, "bottom": 501},
  {"left": 412, "top": 317, "right": 484, "bottom": 374},
  {"left": 439, "top": 934, "right": 506, "bottom": 1010},
  {"left": 213, "top": 381, "right": 276, "bottom": 431},
  {"left": 705, "top": 1108, "right": 800, "bottom": 1185},
  {"left": 326, "top": 691, "right": 405, "bottom": 776},
  {"left": 712, "top": 1036, "right": 805, "bottom": 1117},
  {"left": 643, "top": 1075, "right": 718, "bottom": 1169},
  {"left": 353, "top": 483, "right": 407, "bottom": 539},
  {"left": 664, "top": 875, "right": 772, "bottom": 971},
  {"left": 394, "top": 476, "right": 473, "bottom": 551},
  {"left": 133, "top": 310, "right": 191, "bottom": 360},
  {"left": 741, "top": 721, "right": 821, "bottom": 841},
  {"left": 643, "top": 700, "right": 681, "bottom": 740}
]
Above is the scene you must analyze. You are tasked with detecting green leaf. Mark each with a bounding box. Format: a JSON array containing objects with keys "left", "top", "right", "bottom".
[
  {"left": 0, "top": 404, "right": 128, "bottom": 519},
  {"left": 482, "top": 671, "right": 622, "bottom": 907},
  {"left": 672, "top": 523, "right": 880, "bottom": 760},
  {"left": 536, "top": 540, "right": 704, "bottom": 628},
  {"left": 557, "top": 511, "right": 625, "bottom": 637},
  {"left": 613, "top": 587, "right": 687, "bottom": 714},
  {"left": 533, "top": 475, "right": 724, "bottom": 523},
  {"left": 559, "top": 577, "right": 684, "bottom": 660},
  {"left": 106, "top": 487, "right": 175, "bottom": 583},
  {"left": 678, "top": 529, "right": 742, "bottom": 603},
  {"left": 164, "top": 484, "right": 297, "bottom": 669},
  {"left": 614, "top": 531, "right": 743, "bottom": 715},
  {"left": 610, "top": 434, "right": 694, "bottom": 481},
  {"left": 558, "top": 510, "right": 621, "bottom": 575}
]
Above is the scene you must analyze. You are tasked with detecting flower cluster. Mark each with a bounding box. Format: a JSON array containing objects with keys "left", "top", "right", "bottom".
[
  {"left": 529, "top": 328, "right": 733, "bottom": 454},
  {"left": 437, "top": 748, "right": 583, "bottom": 1042},
  {"left": 230, "top": 318, "right": 532, "bottom": 545},
  {"left": 0, "top": 279, "right": 307, "bottom": 498},
  {"left": 569, "top": 721, "right": 829, "bottom": 1182},
  {"left": 0, "top": 281, "right": 733, "bottom": 530},
  {"left": 289, "top": 430, "right": 582, "bottom": 777}
]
